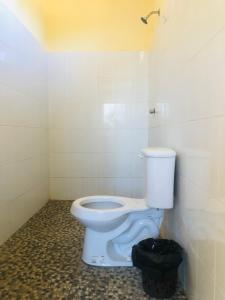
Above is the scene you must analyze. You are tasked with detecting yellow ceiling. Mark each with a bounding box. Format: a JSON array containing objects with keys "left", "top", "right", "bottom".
[{"left": 3, "top": 0, "right": 164, "bottom": 51}]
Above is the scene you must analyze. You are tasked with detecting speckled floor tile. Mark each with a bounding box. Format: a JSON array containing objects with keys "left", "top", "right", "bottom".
[{"left": 0, "top": 201, "right": 187, "bottom": 300}]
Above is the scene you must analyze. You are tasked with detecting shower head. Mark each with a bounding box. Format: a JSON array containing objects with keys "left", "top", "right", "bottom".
[
  {"left": 141, "top": 9, "right": 160, "bottom": 24},
  {"left": 141, "top": 17, "right": 148, "bottom": 24}
]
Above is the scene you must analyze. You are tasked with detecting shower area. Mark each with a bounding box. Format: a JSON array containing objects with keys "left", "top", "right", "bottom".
[
  {"left": 48, "top": 52, "right": 149, "bottom": 201},
  {"left": 47, "top": 7, "right": 161, "bottom": 201}
]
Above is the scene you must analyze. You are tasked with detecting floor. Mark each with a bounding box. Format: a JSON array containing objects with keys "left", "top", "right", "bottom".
[{"left": 0, "top": 201, "right": 187, "bottom": 300}]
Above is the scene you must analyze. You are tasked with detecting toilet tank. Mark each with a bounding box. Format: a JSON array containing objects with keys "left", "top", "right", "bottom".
[{"left": 142, "top": 147, "right": 176, "bottom": 209}]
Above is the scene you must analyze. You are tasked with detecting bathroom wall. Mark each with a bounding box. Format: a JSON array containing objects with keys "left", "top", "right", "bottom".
[
  {"left": 0, "top": 3, "right": 49, "bottom": 244},
  {"left": 148, "top": 1, "right": 225, "bottom": 299},
  {"left": 48, "top": 52, "right": 149, "bottom": 200}
]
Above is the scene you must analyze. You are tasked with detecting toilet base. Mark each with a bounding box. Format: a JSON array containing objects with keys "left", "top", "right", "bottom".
[
  {"left": 82, "top": 227, "right": 133, "bottom": 267},
  {"left": 81, "top": 209, "right": 164, "bottom": 267}
]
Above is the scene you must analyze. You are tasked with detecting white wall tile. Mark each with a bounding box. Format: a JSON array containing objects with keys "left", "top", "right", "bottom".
[
  {"left": 0, "top": 3, "right": 48, "bottom": 244},
  {"left": 49, "top": 52, "right": 148, "bottom": 200},
  {"left": 215, "top": 240, "right": 225, "bottom": 296},
  {"left": 148, "top": 0, "right": 225, "bottom": 298}
]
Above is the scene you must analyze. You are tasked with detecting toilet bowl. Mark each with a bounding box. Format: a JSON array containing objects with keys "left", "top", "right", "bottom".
[
  {"left": 71, "top": 196, "right": 148, "bottom": 232},
  {"left": 71, "top": 147, "right": 176, "bottom": 267}
]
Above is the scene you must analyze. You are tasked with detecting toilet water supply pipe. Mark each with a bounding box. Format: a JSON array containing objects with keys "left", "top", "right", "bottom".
[{"left": 113, "top": 218, "right": 161, "bottom": 244}]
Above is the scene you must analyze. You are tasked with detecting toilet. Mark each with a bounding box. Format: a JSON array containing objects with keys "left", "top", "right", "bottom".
[{"left": 70, "top": 147, "right": 176, "bottom": 267}]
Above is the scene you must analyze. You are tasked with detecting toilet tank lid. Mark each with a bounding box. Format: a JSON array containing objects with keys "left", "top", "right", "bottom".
[{"left": 142, "top": 147, "right": 176, "bottom": 158}]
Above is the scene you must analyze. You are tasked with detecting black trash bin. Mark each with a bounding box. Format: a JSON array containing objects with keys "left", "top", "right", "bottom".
[{"left": 132, "top": 238, "right": 183, "bottom": 299}]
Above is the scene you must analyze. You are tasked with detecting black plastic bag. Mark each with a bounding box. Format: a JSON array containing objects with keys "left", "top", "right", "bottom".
[{"left": 132, "top": 238, "right": 183, "bottom": 298}]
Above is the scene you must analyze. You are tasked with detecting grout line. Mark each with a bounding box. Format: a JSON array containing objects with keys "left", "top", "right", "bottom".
[
  {"left": 49, "top": 176, "right": 144, "bottom": 179},
  {"left": 150, "top": 113, "right": 225, "bottom": 129},
  {"left": 0, "top": 155, "right": 48, "bottom": 168},
  {"left": 190, "top": 24, "right": 225, "bottom": 60},
  {"left": 0, "top": 124, "right": 44, "bottom": 128}
]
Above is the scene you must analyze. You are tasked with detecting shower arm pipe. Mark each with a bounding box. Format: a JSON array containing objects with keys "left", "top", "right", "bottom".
[{"left": 146, "top": 10, "right": 160, "bottom": 19}]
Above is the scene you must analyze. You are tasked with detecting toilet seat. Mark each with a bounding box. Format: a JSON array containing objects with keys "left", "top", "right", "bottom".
[{"left": 71, "top": 195, "right": 148, "bottom": 222}]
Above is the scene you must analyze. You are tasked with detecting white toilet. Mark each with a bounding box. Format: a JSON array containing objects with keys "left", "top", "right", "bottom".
[{"left": 71, "top": 147, "right": 176, "bottom": 267}]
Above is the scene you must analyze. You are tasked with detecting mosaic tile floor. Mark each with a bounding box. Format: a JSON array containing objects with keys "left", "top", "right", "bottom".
[{"left": 0, "top": 201, "right": 187, "bottom": 300}]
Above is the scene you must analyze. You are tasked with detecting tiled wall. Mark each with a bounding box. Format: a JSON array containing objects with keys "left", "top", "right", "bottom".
[
  {"left": 0, "top": 4, "right": 49, "bottom": 244},
  {"left": 48, "top": 52, "right": 149, "bottom": 200},
  {"left": 148, "top": 1, "right": 225, "bottom": 299}
]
